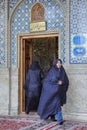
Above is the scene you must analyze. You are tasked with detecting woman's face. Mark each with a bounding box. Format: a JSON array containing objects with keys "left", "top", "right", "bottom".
[{"left": 56, "top": 60, "right": 62, "bottom": 68}]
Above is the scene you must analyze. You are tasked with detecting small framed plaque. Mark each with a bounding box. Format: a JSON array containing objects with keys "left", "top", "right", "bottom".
[{"left": 30, "top": 21, "right": 46, "bottom": 32}]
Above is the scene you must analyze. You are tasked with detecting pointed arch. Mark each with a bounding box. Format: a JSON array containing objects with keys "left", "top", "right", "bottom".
[
  {"left": 31, "top": 2, "right": 45, "bottom": 22},
  {"left": 8, "top": 0, "right": 24, "bottom": 67}
]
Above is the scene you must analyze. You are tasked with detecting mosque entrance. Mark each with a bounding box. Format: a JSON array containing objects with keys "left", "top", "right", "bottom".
[{"left": 19, "top": 33, "right": 59, "bottom": 114}]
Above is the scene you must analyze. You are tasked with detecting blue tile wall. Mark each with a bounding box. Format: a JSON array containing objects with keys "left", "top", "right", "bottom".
[
  {"left": 1, "top": 0, "right": 87, "bottom": 66},
  {"left": 10, "top": 0, "right": 66, "bottom": 67},
  {"left": 8, "top": 0, "right": 20, "bottom": 17},
  {"left": 70, "top": 0, "right": 87, "bottom": 64},
  {"left": 0, "top": 0, "right": 66, "bottom": 67},
  {"left": 0, "top": 0, "right": 6, "bottom": 67}
]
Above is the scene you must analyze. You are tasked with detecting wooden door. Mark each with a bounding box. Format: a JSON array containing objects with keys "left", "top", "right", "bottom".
[{"left": 20, "top": 39, "right": 32, "bottom": 113}]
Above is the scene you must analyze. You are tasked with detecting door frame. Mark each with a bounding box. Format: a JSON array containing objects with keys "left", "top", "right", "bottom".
[{"left": 19, "top": 32, "right": 59, "bottom": 114}]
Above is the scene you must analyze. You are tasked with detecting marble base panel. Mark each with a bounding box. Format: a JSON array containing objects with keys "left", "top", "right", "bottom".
[
  {"left": 0, "top": 68, "right": 9, "bottom": 115},
  {"left": 63, "top": 113, "right": 87, "bottom": 122},
  {"left": 62, "top": 68, "right": 87, "bottom": 121},
  {"left": 10, "top": 68, "right": 19, "bottom": 115}
]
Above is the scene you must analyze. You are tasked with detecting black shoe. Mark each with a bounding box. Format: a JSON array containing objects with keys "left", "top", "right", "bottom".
[
  {"left": 25, "top": 112, "right": 29, "bottom": 114},
  {"left": 51, "top": 119, "right": 57, "bottom": 121},
  {"left": 59, "top": 121, "right": 63, "bottom": 125},
  {"left": 50, "top": 115, "right": 57, "bottom": 121}
]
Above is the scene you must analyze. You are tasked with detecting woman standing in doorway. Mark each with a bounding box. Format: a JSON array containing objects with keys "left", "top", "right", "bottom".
[{"left": 38, "top": 59, "right": 69, "bottom": 125}]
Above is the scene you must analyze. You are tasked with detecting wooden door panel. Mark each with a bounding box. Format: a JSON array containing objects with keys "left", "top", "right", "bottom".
[
  {"left": 25, "top": 41, "right": 32, "bottom": 74},
  {"left": 21, "top": 39, "right": 25, "bottom": 112},
  {"left": 20, "top": 39, "right": 32, "bottom": 113}
]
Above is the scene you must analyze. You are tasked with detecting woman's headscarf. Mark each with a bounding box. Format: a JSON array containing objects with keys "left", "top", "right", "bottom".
[
  {"left": 53, "top": 58, "right": 62, "bottom": 68},
  {"left": 30, "top": 60, "right": 41, "bottom": 70}
]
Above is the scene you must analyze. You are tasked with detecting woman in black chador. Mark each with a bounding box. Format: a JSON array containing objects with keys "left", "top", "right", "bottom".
[
  {"left": 24, "top": 61, "right": 44, "bottom": 114},
  {"left": 38, "top": 59, "right": 69, "bottom": 125}
]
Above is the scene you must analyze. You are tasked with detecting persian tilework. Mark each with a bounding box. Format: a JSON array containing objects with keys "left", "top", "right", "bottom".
[
  {"left": 70, "top": 0, "right": 87, "bottom": 64},
  {"left": 10, "top": 0, "right": 66, "bottom": 67},
  {"left": 8, "top": 0, "right": 20, "bottom": 16},
  {"left": 0, "top": 0, "right": 7, "bottom": 67},
  {"left": 59, "top": 0, "right": 66, "bottom": 9}
]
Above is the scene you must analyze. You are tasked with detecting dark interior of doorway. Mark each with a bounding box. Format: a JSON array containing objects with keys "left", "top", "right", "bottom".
[
  {"left": 25, "top": 36, "right": 58, "bottom": 112},
  {"left": 26, "top": 37, "right": 58, "bottom": 77}
]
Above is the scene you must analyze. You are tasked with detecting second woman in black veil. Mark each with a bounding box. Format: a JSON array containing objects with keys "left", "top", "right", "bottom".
[{"left": 24, "top": 60, "right": 44, "bottom": 114}]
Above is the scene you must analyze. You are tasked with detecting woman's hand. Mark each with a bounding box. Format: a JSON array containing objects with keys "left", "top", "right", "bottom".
[{"left": 58, "top": 80, "right": 62, "bottom": 85}]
